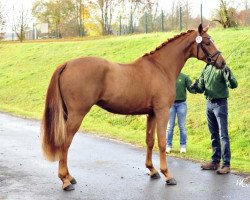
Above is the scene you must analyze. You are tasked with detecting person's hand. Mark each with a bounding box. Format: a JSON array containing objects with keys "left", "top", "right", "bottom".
[
  {"left": 224, "top": 66, "right": 232, "bottom": 80},
  {"left": 190, "top": 79, "right": 199, "bottom": 90}
]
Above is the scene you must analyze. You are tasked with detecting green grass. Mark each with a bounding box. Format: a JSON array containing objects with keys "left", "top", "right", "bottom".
[{"left": 0, "top": 27, "right": 249, "bottom": 174}]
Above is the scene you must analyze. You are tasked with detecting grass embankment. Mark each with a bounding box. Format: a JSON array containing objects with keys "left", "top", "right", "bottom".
[{"left": 0, "top": 28, "right": 249, "bottom": 173}]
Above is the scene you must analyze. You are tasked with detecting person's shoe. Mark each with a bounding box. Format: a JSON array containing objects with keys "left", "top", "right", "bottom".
[
  {"left": 166, "top": 147, "right": 172, "bottom": 153},
  {"left": 216, "top": 165, "right": 230, "bottom": 174},
  {"left": 201, "top": 162, "right": 220, "bottom": 170},
  {"left": 180, "top": 147, "right": 186, "bottom": 153}
]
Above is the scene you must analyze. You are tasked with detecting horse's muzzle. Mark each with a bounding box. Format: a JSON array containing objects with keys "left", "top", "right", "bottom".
[{"left": 214, "top": 61, "right": 226, "bottom": 69}]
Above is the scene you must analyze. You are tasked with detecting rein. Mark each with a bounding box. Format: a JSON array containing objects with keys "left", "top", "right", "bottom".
[{"left": 196, "top": 34, "right": 221, "bottom": 66}]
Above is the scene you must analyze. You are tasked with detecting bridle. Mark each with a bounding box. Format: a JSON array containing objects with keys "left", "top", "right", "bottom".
[{"left": 196, "top": 34, "right": 222, "bottom": 67}]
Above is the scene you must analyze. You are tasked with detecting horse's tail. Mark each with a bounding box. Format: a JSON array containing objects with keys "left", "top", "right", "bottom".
[{"left": 41, "top": 63, "right": 67, "bottom": 161}]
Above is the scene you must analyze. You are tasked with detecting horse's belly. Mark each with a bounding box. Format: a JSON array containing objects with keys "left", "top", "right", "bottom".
[{"left": 96, "top": 100, "right": 153, "bottom": 115}]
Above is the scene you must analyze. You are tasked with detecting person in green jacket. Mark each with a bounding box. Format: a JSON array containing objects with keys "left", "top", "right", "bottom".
[
  {"left": 166, "top": 72, "right": 196, "bottom": 154},
  {"left": 190, "top": 64, "right": 238, "bottom": 174}
]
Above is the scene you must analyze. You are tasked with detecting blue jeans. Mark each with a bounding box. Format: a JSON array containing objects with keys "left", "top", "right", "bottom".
[
  {"left": 166, "top": 101, "right": 187, "bottom": 148},
  {"left": 206, "top": 99, "right": 231, "bottom": 166}
]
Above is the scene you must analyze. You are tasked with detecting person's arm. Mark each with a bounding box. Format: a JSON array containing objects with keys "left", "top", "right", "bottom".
[
  {"left": 186, "top": 76, "right": 196, "bottom": 94},
  {"left": 223, "top": 66, "right": 238, "bottom": 89},
  {"left": 189, "top": 70, "right": 205, "bottom": 94}
]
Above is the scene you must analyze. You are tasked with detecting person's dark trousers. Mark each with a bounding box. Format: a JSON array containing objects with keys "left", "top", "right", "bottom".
[{"left": 206, "top": 99, "right": 231, "bottom": 166}]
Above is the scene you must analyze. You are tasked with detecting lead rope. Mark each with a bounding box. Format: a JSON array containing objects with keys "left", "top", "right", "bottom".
[{"left": 225, "top": 36, "right": 248, "bottom": 64}]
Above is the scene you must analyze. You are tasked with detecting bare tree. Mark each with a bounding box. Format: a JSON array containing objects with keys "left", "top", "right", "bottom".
[
  {"left": 75, "top": 0, "right": 85, "bottom": 36},
  {"left": 32, "top": 0, "right": 75, "bottom": 38},
  {"left": 117, "top": 0, "right": 143, "bottom": 33},
  {"left": 237, "top": 0, "right": 250, "bottom": 26},
  {"left": 94, "top": 0, "right": 119, "bottom": 35},
  {"left": 143, "top": 0, "right": 158, "bottom": 31},
  {"left": 127, "top": 0, "right": 158, "bottom": 33},
  {"left": 244, "top": 0, "right": 250, "bottom": 25},
  {"left": 95, "top": 0, "right": 107, "bottom": 35},
  {"left": 128, "top": 0, "right": 149, "bottom": 15},
  {"left": 0, "top": 2, "right": 5, "bottom": 40},
  {"left": 182, "top": 0, "right": 191, "bottom": 30},
  {"left": 13, "top": 5, "right": 29, "bottom": 42},
  {"left": 212, "top": 0, "right": 238, "bottom": 28},
  {"left": 168, "top": 1, "right": 178, "bottom": 30}
]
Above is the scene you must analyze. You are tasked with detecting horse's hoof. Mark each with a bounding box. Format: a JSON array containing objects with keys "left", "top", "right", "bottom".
[
  {"left": 166, "top": 178, "right": 177, "bottom": 185},
  {"left": 63, "top": 184, "right": 75, "bottom": 191},
  {"left": 70, "top": 178, "right": 77, "bottom": 184},
  {"left": 150, "top": 172, "right": 161, "bottom": 179}
]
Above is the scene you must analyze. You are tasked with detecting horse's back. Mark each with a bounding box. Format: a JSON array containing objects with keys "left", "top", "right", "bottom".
[{"left": 59, "top": 56, "right": 172, "bottom": 115}]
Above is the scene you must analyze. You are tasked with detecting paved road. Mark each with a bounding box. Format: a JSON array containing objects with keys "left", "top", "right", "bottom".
[{"left": 0, "top": 113, "right": 249, "bottom": 200}]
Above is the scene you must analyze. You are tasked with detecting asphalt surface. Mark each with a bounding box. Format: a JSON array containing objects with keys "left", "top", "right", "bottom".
[{"left": 0, "top": 113, "right": 249, "bottom": 200}]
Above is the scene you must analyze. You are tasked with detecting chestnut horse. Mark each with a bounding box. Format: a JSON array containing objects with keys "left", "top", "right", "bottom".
[{"left": 41, "top": 24, "right": 226, "bottom": 191}]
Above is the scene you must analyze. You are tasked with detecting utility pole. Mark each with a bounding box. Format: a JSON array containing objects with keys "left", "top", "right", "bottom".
[
  {"left": 130, "top": 13, "right": 133, "bottom": 34},
  {"left": 145, "top": 12, "right": 148, "bottom": 34},
  {"left": 119, "top": 15, "right": 122, "bottom": 35},
  {"left": 33, "top": 23, "right": 35, "bottom": 40},
  {"left": 79, "top": 0, "right": 84, "bottom": 37},
  {"left": 161, "top": 10, "right": 164, "bottom": 32},
  {"left": 200, "top": 4, "right": 203, "bottom": 24},
  {"left": 179, "top": 6, "right": 182, "bottom": 31},
  {"left": 12, "top": 26, "right": 14, "bottom": 41}
]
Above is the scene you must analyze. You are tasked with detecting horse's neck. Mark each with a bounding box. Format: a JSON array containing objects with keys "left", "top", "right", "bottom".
[{"left": 149, "top": 32, "right": 195, "bottom": 80}]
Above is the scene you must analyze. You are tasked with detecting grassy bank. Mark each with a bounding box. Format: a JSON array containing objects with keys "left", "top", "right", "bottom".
[{"left": 0, "top": 27, "right": 249, "bottom": 173}]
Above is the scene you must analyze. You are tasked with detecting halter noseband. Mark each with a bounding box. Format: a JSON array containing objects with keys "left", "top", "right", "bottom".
[{"left": 196, "top": 34, "right": 221, "bottom": 66}]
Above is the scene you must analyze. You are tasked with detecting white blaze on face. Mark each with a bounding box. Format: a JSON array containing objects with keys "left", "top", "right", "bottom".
[{"left": 196, "top": 36, "right": 203, "bottom": 44}]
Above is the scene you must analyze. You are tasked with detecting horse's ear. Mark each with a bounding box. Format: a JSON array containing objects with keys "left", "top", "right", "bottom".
[
  {"left": 198, "top": 24, "right": 203, "bottom": 35},
  {"left": 203, "top": 25, "right": 209, "bottom": 33}
]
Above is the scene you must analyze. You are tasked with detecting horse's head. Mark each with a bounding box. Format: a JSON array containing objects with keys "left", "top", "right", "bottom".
[{"left": 194, "top": 24, "right": 226, "bottom": 69}]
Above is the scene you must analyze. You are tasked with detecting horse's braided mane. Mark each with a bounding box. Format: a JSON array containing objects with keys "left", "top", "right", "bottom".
[{"left": 143, "top": 29, "right": 195, "bottom": 57}]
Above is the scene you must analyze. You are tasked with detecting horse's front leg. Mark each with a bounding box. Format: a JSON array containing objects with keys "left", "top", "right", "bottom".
[
  {"left": 145, "top": 114, "right": 160, "bottom": 179},
  {"left": 155, "top": 108, "right": 177, "bottom": 185}
]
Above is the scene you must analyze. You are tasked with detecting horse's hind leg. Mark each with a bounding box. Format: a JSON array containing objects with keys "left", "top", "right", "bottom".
[
  {"left": 58, "top": 112, "right": 85, "bottom": 191},
  {"left": 145, "top": 114, "right": 160, "bottom": 179}
]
